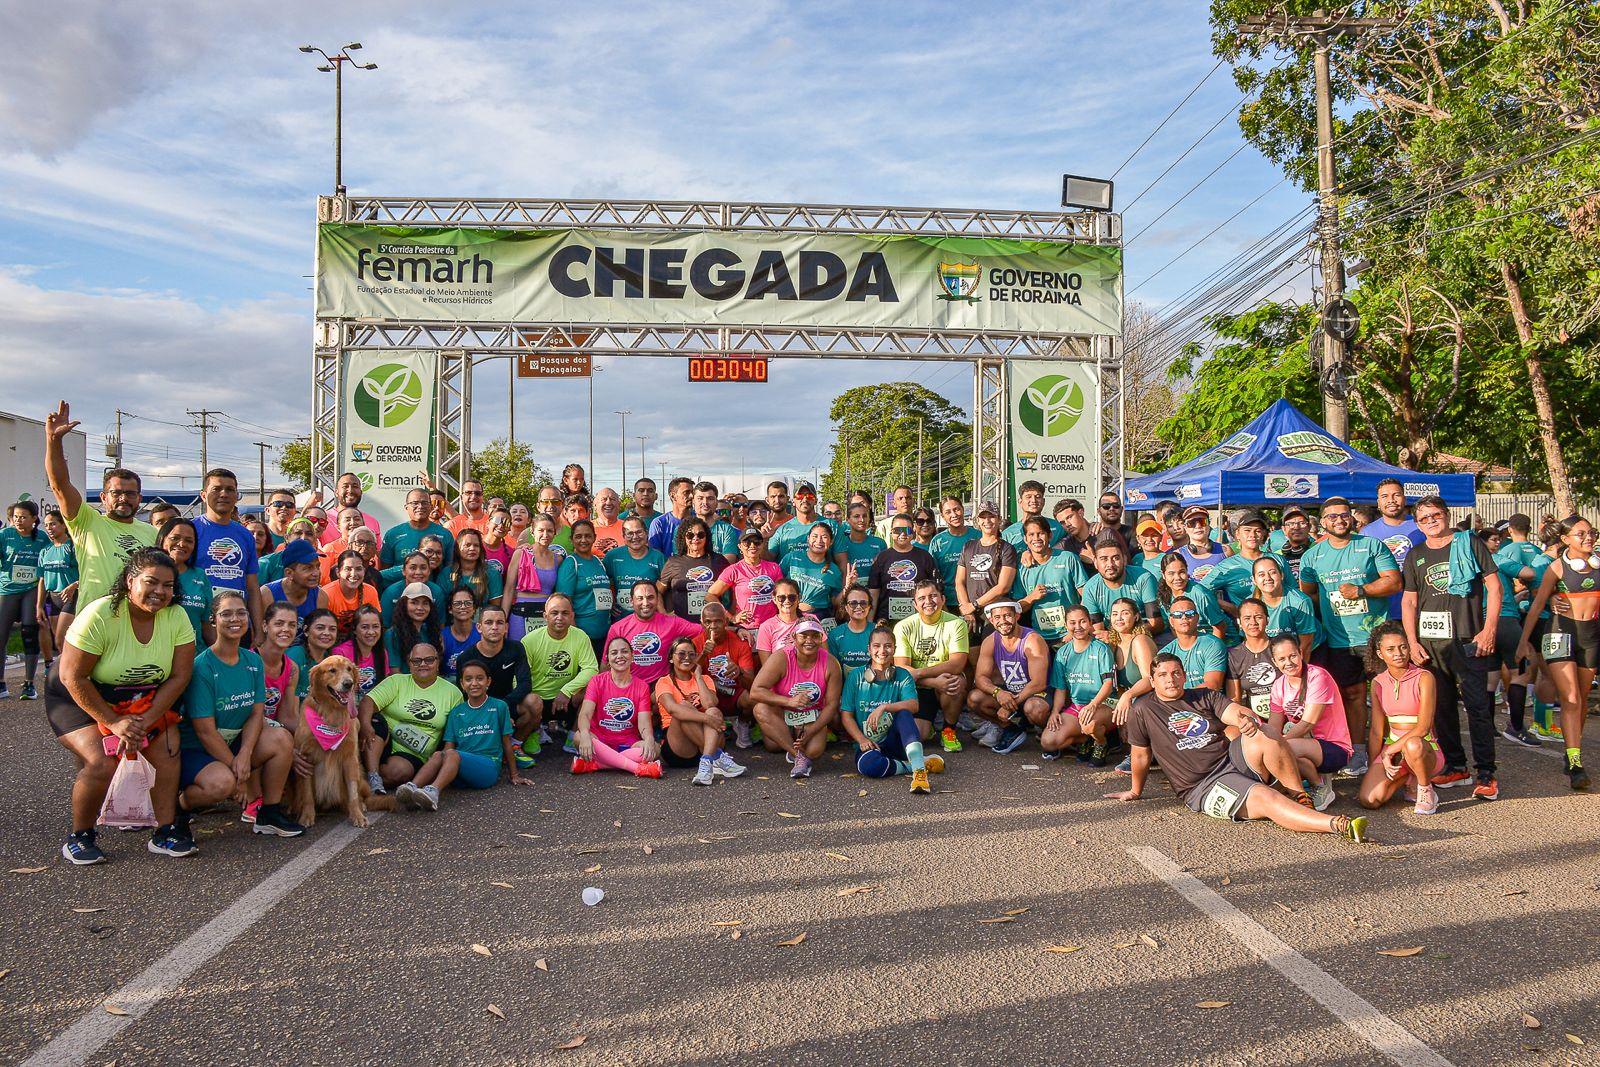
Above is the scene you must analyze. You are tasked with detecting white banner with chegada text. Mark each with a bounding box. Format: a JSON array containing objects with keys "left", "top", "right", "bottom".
[
  {"left": 338, "top": 350, "right": 439, "bottom": 529},
  {"left": 1009, "top": 361, "right": 1101, "bottom": 518}
]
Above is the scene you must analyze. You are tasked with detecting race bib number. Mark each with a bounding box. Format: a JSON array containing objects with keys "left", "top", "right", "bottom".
[
  {"left": 818, "top": 616, "right": 837, "bottom": 632},
  {"left": 1331, "top": 594, "right": 1369, "bottom": 617},
  {"left": 863, "top": 707, "right": 891, "bottom": 742},
  {"left": 592, "top": 586, "right": 614, "bottom": 613},
  {"left": 687, "top": 589, "right": 707, "bottom": 616},
  {"left": 1418, "top": 611, "right": 1453, "bottom": 640},
  {"left": 1249, "top": 693, "right": 1271, "bottom": 721},
  {"left": 888, "top": 596, "right": 914, "bottom": 620},
  {"left": 1199, "top": 779, "right": 1243, "bottom": 820},
  {"left": 8, "top": 564, "right": 36, "bottom": 584},
  {"left": 1542, "top": 631, "right": 1573, "bottom": 659},
  {"left": 216, "top": 725, "right": 243, "bottom": 743},
  {"left": 784, "top": 708, "right": 819, "bottom": 728},
  {"left": 1033, "top": 604, "right": 1066, "bottom": 632}
]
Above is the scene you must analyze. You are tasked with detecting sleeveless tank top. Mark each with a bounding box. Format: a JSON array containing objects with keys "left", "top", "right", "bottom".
[
  {"left": 262, "top": 652, "right": 295, "bottom": 724},
  {"left": 1116, "top": 640, "right": 1145, "bottom": 690},
  {"left": 1375, "top": 665, "right": 1438, "bottom": 749},
  {"left": 267, "top": 579, "right": 318, "bottom": 638},
  {"left": 991, "top": 626, "right": 1036, "bottom": 694},
  {"left": 776, "top": 646, "right": 829, "bottom": 727}
]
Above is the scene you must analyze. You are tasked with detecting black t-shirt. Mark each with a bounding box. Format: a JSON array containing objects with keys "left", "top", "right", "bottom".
[
  {"left": 868, "top": 546, "right": 940, "bottom": 623},
  {"left": 1402, "top": 535, "right": 1497, "bottom": 647},
  {"left": 958, "top": 538, "right": 1019, "bottom": 606},
  {"left": 1124, "top": 687, "right": 1234, "bottom": 796},
  {"left": 456, "top": 641, "right": 532, "bottom": 705},
  {"left": 1280, "top": 541, "right": 1311, "bottom": 585},
  {"left": 1226, "top": 642, "right": 1278, "bottom": 720},
  {"left": 658, "top": 553, "right": 729, "bottom": 620}
]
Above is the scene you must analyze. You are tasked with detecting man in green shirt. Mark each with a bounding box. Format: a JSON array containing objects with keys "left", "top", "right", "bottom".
[
  {"left": 379, "top": 488, "right": 455, "bottom": 569},
  {"left": 893, "top": 579, "right": 970, "bottom": 749},
  {"left": 521, "top": 593, "right": 599, "bottom": 741}
]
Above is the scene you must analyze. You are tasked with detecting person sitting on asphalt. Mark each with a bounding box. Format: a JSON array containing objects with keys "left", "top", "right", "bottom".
[
  {"left": 1042, "top": 605, "right": 1117, "bottom": 764},
  {"left": 454, "top": 604, "right": 535, "bottom": 764},
  {"left": 1105, "top": 653, "right": 1370, "bottom": 842},
  {"left": 892, "top": 578, "right": 970, "bottom": 751},
  {"left": 654, "top": 635, "right": 747, "bottom": 786},
  {"left": 749, "top": 617, "right": 841, "bottom": 779},
  {"left": 359, "top": 640, "right": 463, "bottom": 795},
  {"left": 396, "top": 660, "right": 530, "bottom": 811},
  {"left": 571, "top": 635, "right": 662, "bottom": 778},
  {"left": 838, "top": 624, "right": 946, "bottom": 794},
  {"left": 1358, "top": 620, "right": 1444, "bottom": 815},
  {"left": 1267, "top": 633, "right": 1353, "bottom": 812},
  {"left": 967, "top": 600, "right": 1050, "bottom": 754}
]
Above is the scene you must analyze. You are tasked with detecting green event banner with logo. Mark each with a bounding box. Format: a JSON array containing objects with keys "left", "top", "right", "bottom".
[
  {"left": 1009, "top": 360, "right": 1101, "bottom": 516},
  {"left": 316, "top": 224, "right": 1122, "bottom": 335},
  {"left": 338, "top": 350, "right": 438, "bottom": 530}
]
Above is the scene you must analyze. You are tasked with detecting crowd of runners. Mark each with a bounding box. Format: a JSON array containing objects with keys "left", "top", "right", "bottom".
[{"left": 9, "top": 402, "right": 1595, "bottom": 867}]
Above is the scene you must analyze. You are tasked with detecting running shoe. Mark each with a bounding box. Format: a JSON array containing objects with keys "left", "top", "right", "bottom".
[
  {"left": 992, "top": 723, "right": 1029, "bottom": 755},
  {"left": 522, "top": 734, "right": 543, "bottom": 757},
  {"left": 749, "top": 724, "right": 764, "bottom": 745},
  {"left": 1500, "top": 726, "right": 1542, "bottom": 748},
  {"left": 395, "top": 781, "right": 424, "bottom": 809},
  {"left": 563, "top": 735, "right": 580, "bottom": 756},
  {"left": 909, "top": 769, "right": 931, "bottom": 794},
  {"left": 1111, "top": 753, "right": 1130, "bottom": 772},
  {"left": 1472, "top": 776, "right": 1499, "bottom": 801},
  {"left": 1569, "top": 759, "right": 1590, "bottom": 791},
  {"left": 538, "top": 725, "right": 554, "bottom": 745},
  {"left": 1339, "top": 815, "right": 1370, "bottom": 843},
  {"left": 1413, "top": 784, "right": 1439, "bottom": 815},
  {"left": 956, "top": 712, "right": 980, "bottom": 734},
  {"left": 148, "top": 825, "right": 198, "bottom": 857},
  {"left": 419, "top": 784, "right": 440, "bottom": 811},
  {"left": 712, "top": 752, "right": 747, "bottom": 778},
  {"left": 790, "top": 754, "right": 813, "bottom": 779},
  {"left": 1074, "top": 739, "right": 1096, "bottom": 764},
  {"left": 634, "top": 760, "right": 663, "bottom": 780},
  {"left": 570, "top": 757, "right": 600, "bottom": 774},
  {"left": 20, "top": 682, "right": 37, "bottom": 701},
  {"left": 1089, "top": 740, "right": 1111, "bottom": 767},
  {"left": 1293, "top": 791, "right": 1315, "bottom": 808},
  {"left": 172, "top": 800, "right": 193, "bottom": 840},
  {"left": 1309, "top": 777, "right": 1336, "bottom": 812},
  {"left": 973, "top": 721, "right": 1002, "bottom": 748},
  {"left": 512, "top": 741, "right": 536, "bottom": 769},
  {"left": 366, "top": 772, "right": 387, "bottom": 795},
  {"left": 940, "top": 727, "right": 962, "bottom": 753},
  {"left": 61, "top": 830, "right": 106, "bottom": 866},
  {"left": 239, "top": 797, "right": 262, "bottom": 824},
  {"left": 252, "top": 804, "right": 306, "bottom": 837},
  {"left": 1335, "top": 750, "right": 1369, "bottom": 779},
  {"left": 1432, "top": 768, "right": 1471, "bottom": 789},
  {"left": 732, "top": 720, "right": 754, "bottom": 749},
  {"left": 692, "top": 760, "right": 715, "bottom": 786},
  {"left": 924, "top": 754, "right": 946, "bottom": 774},
  {"left": 0, "top": 684, "right": 10, "bottom": 701}
]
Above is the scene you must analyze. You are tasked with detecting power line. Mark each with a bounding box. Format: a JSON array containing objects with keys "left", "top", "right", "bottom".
[{"left": 1110, "top": 58, "right": 1226, "bottom": 179}]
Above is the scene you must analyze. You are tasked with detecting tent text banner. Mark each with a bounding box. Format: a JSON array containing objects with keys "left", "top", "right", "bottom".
[
  {"left": 338, "top": 349, "right": 440, "bottom": 529},
  {"left": 316, "top": 225, "right": 1122, "bottom": 336},
  {"left": 1009, "top": 360, "right": 1102, "bottom": 515}
]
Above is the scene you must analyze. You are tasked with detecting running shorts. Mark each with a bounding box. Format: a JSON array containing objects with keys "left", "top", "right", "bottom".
[
  {"left": 1183, "top": 738, "right": 1263, "bottom": 821},
  {"left": 452, "top": 749, "right": 500, "bottom": 789},
  {"left": 1312, "top": 645, "right": 1367, "bottom": 690},
  {"left": 1541, "top": 615, "right": 1600, "bottom": 669}
]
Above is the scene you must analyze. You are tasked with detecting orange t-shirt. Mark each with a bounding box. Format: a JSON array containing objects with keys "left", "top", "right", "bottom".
[
  {"left": 653, "top": 672, "right": 713, "bottom": 729},
  {"left": 321, "top": 581, "right": 378, "bottom": 641},
  {"left": 591, "top": 519, "right": 627, "bottom": 556},
  {"left": 694, "top": 630, "right": 755, "bottom": 702},
  {"left": 447, "top": 512, "right": 491, "bottom": 538}
]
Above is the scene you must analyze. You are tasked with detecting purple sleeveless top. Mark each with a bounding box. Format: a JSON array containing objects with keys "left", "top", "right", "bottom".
[{"left": 992, "top": 626, "right": 1036, "bottom": 694}]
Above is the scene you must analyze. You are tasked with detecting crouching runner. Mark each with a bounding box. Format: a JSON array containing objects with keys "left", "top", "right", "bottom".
[
  {"left": 397, "top": 660, "right": 530, "bottom": 810},
  {"left": 359, "top": 640, "right": 462, "bottom": 794},
  {"left": 1105, "top": 653, "right": 1370, "bottom": 842},
  {"left": 838, "top": 624, "right": 946, "bottom": 794}
]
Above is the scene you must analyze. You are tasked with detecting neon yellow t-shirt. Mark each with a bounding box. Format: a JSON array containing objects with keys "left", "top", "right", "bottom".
[
  {"left": 66, "top": 595, "right": 196, "bottom": 689},
  {"left": 64, "top": 508, "right": 158, "bottom": 607},
  {"left": 368, "top": 673, "right": 463, "bottom": 761},
  {"left": 893, "top": 611, "right": 969, "bottom": 670}
]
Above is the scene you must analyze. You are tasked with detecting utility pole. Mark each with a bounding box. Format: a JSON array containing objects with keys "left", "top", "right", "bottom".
[
  {"left": 659, "top": 461, "right": 667, "bottom": 487},
  {"left": 253, "top": 442, "right": 271, "bottom": 505},
  {"left": 186, "top": 409, "right": 221, "bottom": 483},
  {"left": 637, "top": 436, "right": 648, "bottom": 481},
  {"left": 107, "top": 409, "right": 125, "bottom": 468},
  {"left": 298, "top": 43, "right": 378, "bottom": 194},
  {"left": 614, "top": 410, "right": 630, "bottom": 491},
  {"left": 1236, "top": 9, "right": 1397, "bottom": 441},
  {"left": 916, "top": 418, "right": 924, "bottom": 504}
]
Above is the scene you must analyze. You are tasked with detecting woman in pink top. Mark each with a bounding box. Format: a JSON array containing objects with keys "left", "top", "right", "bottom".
[
  {"left": 748, "top": 619, "right": 841, "bottom": 779},
  {"left": 482, "top": 508, "right": 515, "bottom": 571},
  {"left": 257, "top": 601, "right": 301, "bottom": 727},
  {"left": 572, "top": 635, "right": 662, "bottom": 778},
  {"left": 1268, "top": 633, "right": 1352, "bottom": 811},
  {"left": 709, "top": 529, "right": 784, "bottom": 637},
  {"left": 754, "top": 578, "right": 812, "bottom": 664},
  {"left": 331, "top": 604, "right": 388, "bottom": 701}
]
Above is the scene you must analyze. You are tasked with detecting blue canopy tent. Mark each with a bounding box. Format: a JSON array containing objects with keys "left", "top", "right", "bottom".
[{"left": 1123, "top": 399, "right": 1475, "bottom": 508}]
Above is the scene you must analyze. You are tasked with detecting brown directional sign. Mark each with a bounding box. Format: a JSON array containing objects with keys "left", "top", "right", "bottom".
[{"left": 517, "top": 351, "right": 591, "bottom": 378}]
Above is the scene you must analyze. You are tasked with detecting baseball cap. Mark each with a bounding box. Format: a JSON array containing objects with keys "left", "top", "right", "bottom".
[
  {"left": 1235, "top": 509, "right": 1268, "bottom": 529},
  {"left": 975, "top": 500, "right": 1001, "bottom": 517},
  {"left": 1181, "top": 504, "right": 1210, "bottom": 522},
  {"left": 738, "top": 528, "right": 765, "bottom": 544},
  {"left": 794, "top": 481, "right": 817, "bottom": 496},
  {"left": 1135, "top": 518, "right": 1164, "bottom": 537},
  {"left": 1281, "top": 505, "right": 1309, "bottom": 522},
  {"left": 281, "top": 539, "right": 320, "bottom": 566},
  {"left": 401, "top": 582, "right": 435, "bottom": 601},
  {"left": 794, "top": 618, "right": 826, "bottom": 636}
]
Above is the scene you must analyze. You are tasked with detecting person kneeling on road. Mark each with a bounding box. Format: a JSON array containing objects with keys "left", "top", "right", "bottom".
[
  {"left": 892, "top": 579, "right": 970, "bottom": 752},
  {"left": 397, "top": 660, "right": 530, "bottom": 810},
  {"left": 839, "top": 624, "right": 945, "bottom": 794},
  {"left": 359, "top": 640, "right": 462, "bottom": 794},
  {"left": 1105, "top": 653, "right": 1369, "bottom": 842},
  {"left": 1042, "top": 605, "right": 1117, "bottom": 764},
  {"left": 968, "top": 601, "right": 1050, "bottom": 754},
  {"left": 750, "top": 618, "right": 841, "bottom": 779}
]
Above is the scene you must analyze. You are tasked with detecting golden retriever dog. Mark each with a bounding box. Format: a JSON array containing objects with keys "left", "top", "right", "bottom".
[{"left": 293, "top": 656, "right": 394, "bottom": 827}]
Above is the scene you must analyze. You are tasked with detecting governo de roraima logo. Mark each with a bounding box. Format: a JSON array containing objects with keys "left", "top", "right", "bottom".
[
  {"left": 1018, "top": 374, "right": 1084, "bottom": 438},
  {"left": 354, "top": 364, "right": 424, "bottom": 428}
]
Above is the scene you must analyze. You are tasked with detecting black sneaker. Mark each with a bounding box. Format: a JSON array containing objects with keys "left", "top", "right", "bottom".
[
  {"left": 172, "top": 801, "right": 192, "bottom": 840},
  {"left": 251, "top": 804, "right": 306, "bottom": 837},
  {"left": 20, "top": 682, "right": 37, "bottom": 700},
  {"left": 62, "top": 830, "right": 106, "bottom": 866},
  {"left": 1074, "top": 739, "right": 1095, "bottom": 763},
  {"left": 1500, "top": 726, "right": 1541, "bottom": 748},
  {"left": 1569, "top": 760, "right": 1590, "bottom": 791},
  {"left": 992, "top": 723, "right": 1029, "bottom": 755},
  {"left": 1089, "top": 740, "right": 1111, "bottom": 767},
  {"left": 148, "top": 824, "right": 199, "bottom": 857}
]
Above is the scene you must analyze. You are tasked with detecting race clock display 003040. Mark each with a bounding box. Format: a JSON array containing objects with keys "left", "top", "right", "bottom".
[{"left": 687, "top": 355, "right": 769, "bottom": 382}]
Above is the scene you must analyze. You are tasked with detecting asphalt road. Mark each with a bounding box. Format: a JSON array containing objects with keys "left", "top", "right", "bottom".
[{"left": 2, "top": 678, "right": 1597, "bottom": 1067}]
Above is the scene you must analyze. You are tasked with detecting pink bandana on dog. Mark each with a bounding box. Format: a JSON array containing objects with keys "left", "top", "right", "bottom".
[{"left": 303, "top": 706, "right": 351, "bottom": 751}]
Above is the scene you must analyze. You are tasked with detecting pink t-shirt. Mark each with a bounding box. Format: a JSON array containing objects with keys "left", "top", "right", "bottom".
[
  {"left": 482, "top": 540, "right": 514, "bottom": 571},
  {"left": 723, "top": 560, "right": 784, "bottom": 627},
  {"left": 262, "top": 652, "right": 295, "bottom": 724},
  {"left": 582, "top": 671, "right": 651, "bottom": 749},
  {"left": 331, "top": 640, "right": 381, "bottom": 699},
  {"left": 756, "top": 613, "right": 811, "bottom": 654},
  {"left": 1270, "top": 663, "right": 1353, "bottom": 753},
  {"left": 320, "top": 511, "right": 382, "bottom": 547},
  {"left": 605, "top": 612, "right": 704, "bottom": 687}
]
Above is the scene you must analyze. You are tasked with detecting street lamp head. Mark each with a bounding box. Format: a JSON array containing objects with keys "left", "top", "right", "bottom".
[
  {"left": 298, "top": 45, "right": 315, "bottom": 53},
  {"left": 316, "top": 65, "right": 333, "bottom": 72},
  {"left": 344, "top": 42, "right": 362, "bottom": 50},
  {"left": 361, "top": 62, "right": 378, "bottom": 70}
]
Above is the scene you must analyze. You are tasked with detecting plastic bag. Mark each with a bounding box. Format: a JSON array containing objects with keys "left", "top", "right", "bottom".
[{"left": 97, "top": 752, "right": 158, "bottom": 829}]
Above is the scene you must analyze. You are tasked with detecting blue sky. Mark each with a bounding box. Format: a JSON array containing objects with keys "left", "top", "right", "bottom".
[{"left": 0, "top": 0, "right": 1312, "bottom": 494}]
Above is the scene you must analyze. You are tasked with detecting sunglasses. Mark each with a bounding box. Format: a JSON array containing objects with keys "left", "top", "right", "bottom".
[
  {"left": 1169, "top": 609, "right": 1198, "bottom": 620},
  {"left": 730, "top": 502, "right": 749, "bottom": 509},
  {"left": 892, "top": 527, "right": 913, "bottom": 535},
  {"left": 1185, "top": 519, "right": 1208, "bottom": 527},
  {"left": 685, "top": 531, "right": 707, "bottom": 540},
  {"left": 774, "top": 594, "right": 798, "bottom": 602},
  {"left": 845, "top": 599, "right": 871, "bottom": 608}
]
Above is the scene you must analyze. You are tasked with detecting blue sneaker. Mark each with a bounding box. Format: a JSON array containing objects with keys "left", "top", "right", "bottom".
[
  {"left": 992, "top": 724, "right": 1029, "bottom": 755},
  {"left": 62, "top": 830, "right": 106, "bottom": 866},
  {"left": 1041, "top": 748, "right": 1062, "bottom": 761},
  {"left": 512, "top": 740, "right": 536, "bottom": 769},
  {"left": 1114, "top": 755, "right": 1132, "bottom": 774},
  {"left": 147, "top": 825, "right": 198, "bottom": 857}
]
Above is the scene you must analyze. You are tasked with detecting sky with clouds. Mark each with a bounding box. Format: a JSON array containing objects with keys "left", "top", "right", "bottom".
[{"left": 0, "top": 0, "right": 1313, "bottom": 496}]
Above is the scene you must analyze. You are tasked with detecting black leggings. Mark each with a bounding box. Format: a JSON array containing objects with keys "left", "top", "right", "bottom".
[{"left": 0, "top": 590, "right": 40, "bottom": 684}]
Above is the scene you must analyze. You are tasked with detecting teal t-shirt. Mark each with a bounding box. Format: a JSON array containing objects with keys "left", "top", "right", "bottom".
[
  {"left": 781, "top": 550, "right": 845, "bottom": 616},
  {"left": 380, "top": 577, "right": 448, "bottom": 628},
  {"left": 379, "top": 522, "right": 455, "bottom": 569},
  {"left": 257, "top": 549, "right": 285, "bottom": 587},
  {"left": 710, "top": 521, "right": 743, "bottom": 559},
  {"left": 840, "top": 664, "right": 917, "bottom": 734},
  {"left": 768, "top": 518, "right": 839, "bottom": 563},
  {"left": 928, "top": 527, "right": 981, "bottom": 603},
  {"left": 1159, "top": 582, "right": 1226, "bottom": 635},
  {"left": 1205, "top": 550, "right": 1285, "bottom": 642},
  {"left": 1493, "top": 541, "right": 1543, "bottom": 619},
  {"left": 568, "top": 554, "right": 614, "bottom": 640},
  {"left": 1080, "top": 570, "right": 1160, "bottom": 623},
  {"left": 287, "top": 644, "right": 329, "bottom": 699},
  {"left": 836, "top": 533, "right": 887, "bottom": 576},
  {"left": 1160, "top": 633, "right": 1229, "bottom": 688},
  {"left": 443, "top": 564, "right": 504, "bottom": 609},
  {"left": 39, "top": 541, "right": 78, "bottom": 594},
  {"left": 1298, "top": 535, "right": 1399, "bottom": 649},
  {"left": 1047, "top": 638, "right": 1116, "bottom": 705},
  {"left": 1002, "top": 517, "right": 1066, "bottom": 550},
  {"left": 1262, "top": 590, "right": 1321, "bottom": 646},
  {"left": 180, "top": 647, "right": 266, "bottom": 750},
  {"left": 0, "top": 527, "right": 49, "bottom": 596},
  {"left": 827, "top": 623, "right": 875, "bottom": 672},
  {"left": 1131, "top": 551, "right": 1167, "bottom": 582},
  {"left": 174, "top": 567, "right": 214, "bottom": 639},
  {"left": 1017, "top": 551, "right": 1088, "bottom": 642},
  {"left": 443, "top": 695, "right": 513, "bottom": 766},
  {"left": 603, "top": 547, "right": 666, "bottom": 617}
]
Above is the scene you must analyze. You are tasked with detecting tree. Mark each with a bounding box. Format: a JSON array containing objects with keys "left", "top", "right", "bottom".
[
  {"left": 819, "top": 382, "right": 970, "bottom": 507},
  {"left": 469, "top": 438, "right": 554, "bottom": 507},
  {"left": 277, "top": 440, "right": 311, "bottom": 491},
  {"left": 1123, "top": 301, "right": 1181, "bottom": 473}
]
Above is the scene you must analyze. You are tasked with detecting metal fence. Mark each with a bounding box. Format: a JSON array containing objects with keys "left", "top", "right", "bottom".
[{"left": 1449, "top": 492, "right": 1600, "bottom": 529}]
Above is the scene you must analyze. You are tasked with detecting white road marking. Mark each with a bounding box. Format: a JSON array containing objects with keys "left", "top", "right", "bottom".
[
  {"left": 25, "top": 816, "right": 377, "bottom": 1067},
  {"left": 1128, "top": 846, "right": 1455, "bottom": 1067}
]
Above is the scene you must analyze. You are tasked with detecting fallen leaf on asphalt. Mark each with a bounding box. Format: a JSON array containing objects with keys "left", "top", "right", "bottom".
[
  {"left": 840, "top": 773, "right": 858, "bottom": 778},
  {"left": 698, "top": 838, "right": 712, "bottom": 843},
  {"left": 643, "top": 845, "right": 655, "bottom": 855},
  {"left": 1020, "top": 764, "right": 1040, "bottom": 771},
  {"left": 583, "top": 864, "right": 602, "bottom": 874},
  {"left": 1221, "top": 876, "right": 1231, "bottom": 886},
  {"left": 1043, "top": 945, "right": 1083, "bottom": 954},
  {"left": 730, "top": 929, "right": 742, "bottom": 940},
  {"left": 1273, "top": 902, "right": 1294, "bottom": 914},
  {"left": 1502, "top": 889, "right": 1528, "bottom": 897},
  {"left": 1114, "top": 940, "right": 1139, "bottom": 948},
  {"left": 1005, "top": 908, "right": 1031, "bottom": 916},
  {"left": 824, "top": 852, "right": 851, "bottom": 861},
  {"left": 857, "top": 789, "right": 868, "bottom": 797},
  {"left": 1565, "top": 1033, "right": 1584, "bottom": 1045},
  {"left": 535, "top": 958, "right": 549, "bottom": 972},
  {"left": 1522, "top": 1013, "right": 1541, "bottom": 1029},
  {"left": 1195, "top": 1001, "right": 1231, "bottom": 1009},
  {"left": 612, "top": 820, "right": 622, "bottom": 828},
  {"left": 553, "top": 1035, "right": 587, "bottom": 1050},
  {"left": 471, "top": 944, "right": 493, "bottom": 957},
  {"left": 755, "top": 775, "right": 770, "bottom": 780},
  {"left": 517, "top": 833, "right": 541, "bottom": 840},
  {"left": 1139, "top": 933, "right": 1159, "bottom": 948},
  {"left": 710, "top": 920, "right": 744, "bottom": 927},
  {"left": 9, "top": 867, "right": 46, "bottom": 874},
  {"left": 836, "top": 885, "right": 876, "bottom": 897},
  {"left": 486, "top": 1004, "right": 505, "bottom": 1020},
  {"left": 104, "top": 1004, "right": 129, "bottom": 1016},
  {"left": 615, "top": 784, "right": 638, "bottom": 790},
  {"left": 738, "top": 810, "right": 759, "bottom": 816},
  {"left": 776, "top": 932, "right": 808, "bottom": 946},
  {"left": 976, "top": 916, "right": 1015, "bottom": 924},
  {"left": 72, "top": 907, "right": 106, "bottom": 914},
  {"left": 490, "top": 881, "right": 513, "bottom": 889},
  {"left": 776, "top": 812, "right": 801, "bottom": 819},
  {"left": 1000, "top": 795, "right": 1022, "bottom": 800},
  {"left": 539, "top": 809, "right": 556, "bottom": 814},
  {"left": 0, "top": 969, "right": 9, "bottom": 980},
  {"left": 577, "top": 848, "right": 603, "bottom": 855},
  {"left": 830, "top": 753, "right": 842, "bottom": 760},
  {"left": 1376, "top": 946, "right": 1424, "bottom": 957},
  {"left": 366, "top": 847, "right": 392, "bottom": 856}
]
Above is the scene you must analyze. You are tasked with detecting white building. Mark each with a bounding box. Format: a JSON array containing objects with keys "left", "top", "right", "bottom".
[{"left": 0, "top": 410, "right": 86, "bottom": 511}]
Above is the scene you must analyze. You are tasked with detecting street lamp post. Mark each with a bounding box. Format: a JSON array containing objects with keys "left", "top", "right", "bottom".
[
  {"left": 637, "top": 436, "right": 648, "bottom": 482},
  {"left": 298, "top": 42, "right": 378, "bottom": 194},
  {"left": 614, "top": 410, "right": 631, "bottom": 491}
]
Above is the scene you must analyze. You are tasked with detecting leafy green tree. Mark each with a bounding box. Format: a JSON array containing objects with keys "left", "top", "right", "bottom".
[
  {"left": 469, "top": 438, "right": 554, "bottom": 507},
  {"left": 276, "top": 440, "right": 311, "bottom": 491},
  {"left": 819, "top": 382, "right": 970, "bottom": 507}
]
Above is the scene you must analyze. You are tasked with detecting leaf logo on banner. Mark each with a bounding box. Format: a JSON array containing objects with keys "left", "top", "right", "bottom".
[
  {"left": 354, "top": 364, "right": 424, "bottom": 428},
  {"left": 1019, "top": 374, "right": 1084, "bottom": 438}
]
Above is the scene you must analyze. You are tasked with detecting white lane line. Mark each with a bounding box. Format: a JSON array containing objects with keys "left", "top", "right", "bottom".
[
  {"left": 25, "top": 816, "right": 377, "bottom": 1067},
  {"left": 1127, "top": 846, "right": 1455, "bottom": 1067}
]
